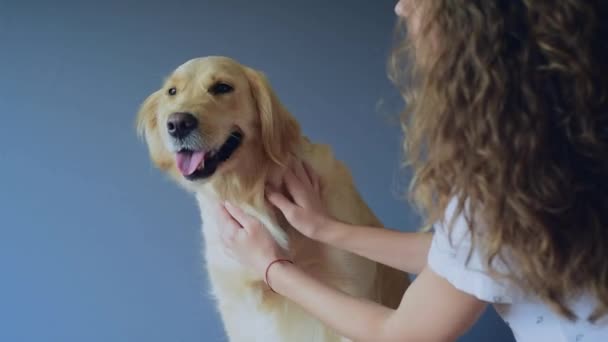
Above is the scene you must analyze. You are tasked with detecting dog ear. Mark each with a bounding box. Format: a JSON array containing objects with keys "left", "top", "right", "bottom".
[
  {"left": 136, "top": 90, "right": 159, "bottom": 139},
  {"left": 135, "top": 90, "right": 173, "bottom": 170},
  {"left": 244, "top": 67, "right": 300, "bottom": 165}
]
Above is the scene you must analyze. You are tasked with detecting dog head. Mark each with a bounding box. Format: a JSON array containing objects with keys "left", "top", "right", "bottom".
[{"left": 136, "top": 56, "right": 300, "bottom": 193}]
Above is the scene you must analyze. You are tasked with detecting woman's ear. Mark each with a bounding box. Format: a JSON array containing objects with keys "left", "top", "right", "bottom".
[
  {"left": 135, "top": 90, "right": 173, "bottom": 171},
  {"left": 244, "top": 67, "right": 300, "bottom": 166}
]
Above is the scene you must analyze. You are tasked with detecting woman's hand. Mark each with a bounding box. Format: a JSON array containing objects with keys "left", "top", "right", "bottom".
[
  {"left": 219, "top": 202, "right": 287, "bottom": 278},
  {"left": 266, "top": 160, "right": 334, "bottom": 241}
]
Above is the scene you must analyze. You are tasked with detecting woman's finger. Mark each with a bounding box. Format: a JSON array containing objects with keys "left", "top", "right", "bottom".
[
  {"left": 266, "top": 190, "right": 297, "bottom": 217},
  {"left": 219, "top": 204, "right": 243, "bottom": 229},
  {"left": 218, "top": 205, "right": 242, "bottom": 244},
  {"left": 301, "top": 160, "right": 313, "bottom": 185},
  {"left": 283, "top": 168, "right": 309, "bottom": 206},
  {"left": 302, "top": 161, "right": 321, "bottom": 193},
  {"left": 224, "top": 202, "right": 255, "bottom": 228},
  {"left": 292, "top": 158, "right": 312, "bottom": 186}
]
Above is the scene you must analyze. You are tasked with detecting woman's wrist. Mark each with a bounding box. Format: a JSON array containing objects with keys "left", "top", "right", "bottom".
[
  {"left": 313, "top": 217, "right": 345, "bottom": 245},
  {"left": 265, "top": 258, "right": 298, "bottom": 294}
]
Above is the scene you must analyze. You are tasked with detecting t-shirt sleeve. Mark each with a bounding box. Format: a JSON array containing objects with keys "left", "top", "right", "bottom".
[{"left": 427, "top": 199, "right": 519, "bottom": 304}]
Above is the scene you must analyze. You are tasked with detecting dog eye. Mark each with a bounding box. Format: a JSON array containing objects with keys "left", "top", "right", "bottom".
[
  {"left": 208, "top": 82, "right": 234, "bottom": 95},
  {"left": 168, "top": 87, "right": 177, "bottom": 96}
]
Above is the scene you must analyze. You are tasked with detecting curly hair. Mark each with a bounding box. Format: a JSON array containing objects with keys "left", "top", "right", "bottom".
[{"left": 390, "top": 0, "right": 608, "bottom": 322}]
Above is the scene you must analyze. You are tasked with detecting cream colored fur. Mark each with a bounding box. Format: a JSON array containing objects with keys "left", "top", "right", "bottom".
[{"left": 136, "top": 56, "right": 409, "bottom": 342}]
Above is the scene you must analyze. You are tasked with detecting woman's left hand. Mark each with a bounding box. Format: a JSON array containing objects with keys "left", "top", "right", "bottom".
[{"left": 219, "top": 202, "right": 287, "bottom": 277}]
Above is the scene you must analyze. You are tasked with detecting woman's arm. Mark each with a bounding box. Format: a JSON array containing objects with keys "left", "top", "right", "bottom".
[
  {"left": 266, "top": 160, "right": 433, "bottom": 275},
  {"left": 317, "top": 220, "right": 433, "bottom": 275},
  {"left": 220, "top": 202, "right": 487, "bottom": 342},
  {"left": 268, "top": 261, "right": 487, "bottom": 342}
]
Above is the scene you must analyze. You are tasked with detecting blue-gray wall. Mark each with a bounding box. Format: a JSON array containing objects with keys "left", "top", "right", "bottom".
[{"left": 0, "top": 1, "right": 514, "bottom": 341}]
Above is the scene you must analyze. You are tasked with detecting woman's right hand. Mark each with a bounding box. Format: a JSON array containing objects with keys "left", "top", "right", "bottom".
[{"left": 266, "top": 159, "right": 334, "bottom": 241}]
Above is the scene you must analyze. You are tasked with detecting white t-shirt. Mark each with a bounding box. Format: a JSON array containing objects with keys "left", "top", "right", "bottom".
[{"left": 427, "top": 199, "right": 608, "bottom": 342}]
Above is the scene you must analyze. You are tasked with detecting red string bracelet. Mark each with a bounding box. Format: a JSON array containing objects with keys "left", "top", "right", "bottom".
[{"left": 264, "top": 258, "right": 294, "bottom": 293}]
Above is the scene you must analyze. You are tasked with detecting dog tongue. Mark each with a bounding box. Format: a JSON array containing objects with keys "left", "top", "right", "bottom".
[{"left": 176, "top": 151, "right": 205, "bottom": 176}]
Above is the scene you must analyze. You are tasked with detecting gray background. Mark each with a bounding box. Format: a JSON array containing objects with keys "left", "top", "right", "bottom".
[{"left": 0, "top": 0, "right": 514, "bottom": 341}]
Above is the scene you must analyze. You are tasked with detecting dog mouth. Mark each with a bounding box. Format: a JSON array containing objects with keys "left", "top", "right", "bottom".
[{"left": 175, "top": 131, "right": 243, "bottom": 180}]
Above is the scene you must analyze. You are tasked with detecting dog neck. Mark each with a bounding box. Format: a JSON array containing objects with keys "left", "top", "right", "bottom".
[
  {"left": 204, "top": 137, "right": 298, "bottom": 205},
  {"left": 193, "top": 139, "right": 302, "bottom": 250},
  {"left": 194, "top": 162, "right": 292, "bottom": 250}
]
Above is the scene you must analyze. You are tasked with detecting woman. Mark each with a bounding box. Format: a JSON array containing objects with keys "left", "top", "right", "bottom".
[{"left": 219, "top": 0, "right": 608, "bottom": 341}]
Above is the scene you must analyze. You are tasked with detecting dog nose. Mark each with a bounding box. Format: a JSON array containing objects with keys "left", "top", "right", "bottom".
[{"left": 167, "top": 112, "right": 198, "bottom": 139}]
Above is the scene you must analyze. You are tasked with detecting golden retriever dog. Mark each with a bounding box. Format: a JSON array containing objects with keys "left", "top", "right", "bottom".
[{"left": 136, "top": 56, "right": 409, "bottom": 341}]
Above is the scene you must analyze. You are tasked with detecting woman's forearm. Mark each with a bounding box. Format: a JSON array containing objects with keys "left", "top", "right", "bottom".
[
  {"left": 267, "top": 262, "right": 486, "bottom": 342},
  {"left": 268, "top": 262, "right": 394, "bottom": 341},
  {"left": 318, "top": 221, "right": 433, "bottom": 275}
]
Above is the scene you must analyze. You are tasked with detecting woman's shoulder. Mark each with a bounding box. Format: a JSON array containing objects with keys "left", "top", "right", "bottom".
[{"left": 427, "top": 197, "right": 524, "bottom": 304}]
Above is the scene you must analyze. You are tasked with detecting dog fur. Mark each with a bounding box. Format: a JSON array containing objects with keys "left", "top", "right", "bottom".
[{"left": 136, "top": 56, "right": 409, "bottom": 341}]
